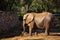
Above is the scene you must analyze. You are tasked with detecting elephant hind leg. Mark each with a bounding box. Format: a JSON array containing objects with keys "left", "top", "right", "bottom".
[
  {"left": 44, "top": 20, "right": 50, "bottom": 36},
  {"left": 45, "top": 24, "right": 49, "bottom": 36}
]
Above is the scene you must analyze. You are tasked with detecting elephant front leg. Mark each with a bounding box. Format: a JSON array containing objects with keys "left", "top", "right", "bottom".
[
  {"left": 29, "top": 27, "right": 32, "bottom": 36},
  {"left": 29, "top": 21, "right": 34, "bottom": 36}
]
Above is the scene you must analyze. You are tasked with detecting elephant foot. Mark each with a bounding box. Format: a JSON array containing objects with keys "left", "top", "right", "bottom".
[
  {"left": 35, "top": 32, "right": 38, "bottom": 36},
  {"left": 45, "top": 32, "right": 49, "bottom": 36},
  {"left": 29, "top": 33, "right": 32, "bottom": 36}
]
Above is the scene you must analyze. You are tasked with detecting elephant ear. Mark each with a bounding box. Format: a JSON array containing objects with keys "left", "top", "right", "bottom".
[
  {"left": 23, "top": 14, "right": 29, "bottom": 20},
  {"left": 26, "top": 14, "right": 34, "bottom": 24}
]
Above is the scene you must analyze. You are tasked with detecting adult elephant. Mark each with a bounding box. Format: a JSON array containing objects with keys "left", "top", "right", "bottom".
[{"left": 23, "top": 12, "right": 53, "bottom": 36}]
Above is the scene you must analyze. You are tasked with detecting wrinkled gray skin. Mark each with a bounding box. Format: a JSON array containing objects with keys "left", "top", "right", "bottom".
[{"left": 23, "top": 12, "right": 53, "bottom": 36}]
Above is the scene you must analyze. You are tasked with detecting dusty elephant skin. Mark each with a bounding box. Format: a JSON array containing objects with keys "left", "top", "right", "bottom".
[{"left": 23, "top": 12, "right": 53, "bottom": 36}]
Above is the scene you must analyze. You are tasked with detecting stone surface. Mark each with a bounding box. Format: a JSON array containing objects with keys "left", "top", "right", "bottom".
[{"left": 0, "top": 11, "right": 19, "bottom": 34}]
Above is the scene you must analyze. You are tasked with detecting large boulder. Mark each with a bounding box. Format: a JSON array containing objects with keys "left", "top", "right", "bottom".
[{"left": 0, "top": 11, "right": 19, "bottom": 34}]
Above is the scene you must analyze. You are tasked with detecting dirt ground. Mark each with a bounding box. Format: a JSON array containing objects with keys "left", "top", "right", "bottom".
[{"left": 0, "top": 33, "right": 60, "bottom": 40}]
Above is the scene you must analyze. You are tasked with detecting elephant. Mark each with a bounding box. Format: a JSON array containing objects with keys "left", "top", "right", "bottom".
[{"left": 23, "top": 12, "right": 53, "bottom": 36}]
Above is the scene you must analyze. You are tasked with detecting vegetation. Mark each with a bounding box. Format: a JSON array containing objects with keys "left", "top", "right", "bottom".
[{"left": 0, "top": 0, "right": 60, "bottom": 16}]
